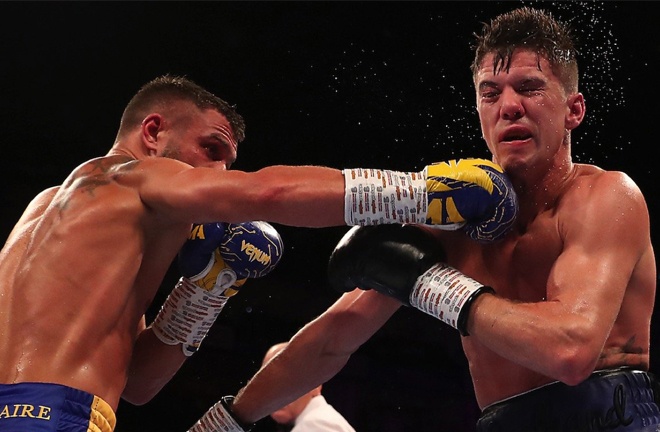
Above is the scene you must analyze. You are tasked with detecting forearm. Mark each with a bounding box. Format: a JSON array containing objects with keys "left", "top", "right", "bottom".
[
  {"left": 233, "top": 322, "right": 349, "bottom": 423},
  {"left": 122, "top": 328, "right": 186, "bottom": 405},
  {"left": 232, "top": 290, "right": 399, "bottom": 424},
  {"left": 187, "top": 166, "right": 346, "bottom": 228},
  {"left": 468, "top": 294, "right": 601, "bottom": 384}
]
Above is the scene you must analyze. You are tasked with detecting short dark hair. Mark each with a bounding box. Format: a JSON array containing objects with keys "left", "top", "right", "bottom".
[
  {"left": 118, "top": 74, "right": 246, "bottom": 142},
  {"left": 471, "top": 7, "right": 579, "bottom": 93}
]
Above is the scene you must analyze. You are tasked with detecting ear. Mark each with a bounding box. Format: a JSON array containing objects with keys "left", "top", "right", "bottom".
[
  {"left": 565, "top": 92, "right": 585, "bottom": 131},
  {"left": 141, "top": 113, "right": 163, "bottom": 156}
]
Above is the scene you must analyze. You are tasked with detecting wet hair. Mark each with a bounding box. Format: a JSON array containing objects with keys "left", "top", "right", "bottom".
[
  {"left": 471, "top": 6, "right": 579, "bottom": 93},
  {"left": 117, "top": 74, "right": 246, "bottom": 142}
]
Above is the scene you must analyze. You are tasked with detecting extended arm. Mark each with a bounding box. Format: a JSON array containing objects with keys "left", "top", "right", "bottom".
[
  {"left": 134, "top": 157, "right": 517, "bottom": 241},
  {"left": 185, "top": 289, "right": 400, "bottom": 431},
  {"left": 234, "top": 289, "right": 400, "bottom": 423}
]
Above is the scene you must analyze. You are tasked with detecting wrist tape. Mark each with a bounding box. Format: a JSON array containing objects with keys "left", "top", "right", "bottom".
[
  {"left": 152, "top": 277, "right": 230, "bottom": 356},
  {"left": 343, "top": 168, "right": 427, "bottom": 226},
  {"left": 187, "top": 396, "right": 253, "bottom": 432},
  {"left": 409, "top": 263, "right": 493, "bottom": 336}
]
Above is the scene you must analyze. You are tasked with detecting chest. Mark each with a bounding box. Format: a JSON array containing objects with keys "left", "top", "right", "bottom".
[{"left": 445, "top": 213, "right": 562, "bottom": 302}]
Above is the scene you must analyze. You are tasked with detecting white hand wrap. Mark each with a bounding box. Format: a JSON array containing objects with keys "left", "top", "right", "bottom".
[
  {"left": 409, "top": 263, "right": 493, "bottom": 336},
  {"left": 152, "top": 277, "right": 231, "bottom": 356},
  {"left": 188, "top": 396, "right": 250, "bottom": 432},
  {"left": 343, "top": 168, "right": 427, "bottom": 225}
]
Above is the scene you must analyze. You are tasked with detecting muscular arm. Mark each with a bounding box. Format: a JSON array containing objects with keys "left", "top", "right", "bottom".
[
  {"left": 231, "top": 289, "right": 401, "bottom": 424},
  {"left": 122, "top": 318, "right": 187, "bottom": 405},
  {"left": 467, "top": 171, "right": 653, "bottom": 385},
  {"left": 134, "top": 160, "right": 347, "bottom": 227}
]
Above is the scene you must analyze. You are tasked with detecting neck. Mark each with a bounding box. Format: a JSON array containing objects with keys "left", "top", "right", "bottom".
[
  {"left": 510, "top": 154, "right": 575, "bottom": 222},
  {"left": 106, "top": 142, "right": 141, "bottom": 160}
]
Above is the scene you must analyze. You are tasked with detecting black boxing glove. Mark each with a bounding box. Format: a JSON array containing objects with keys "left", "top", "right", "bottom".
[
  {"left": 328, "top": 224, "right": 493, "bottom": 336},
  {"left": 327, "top": 224, "right": 446, "bottom": 305}
]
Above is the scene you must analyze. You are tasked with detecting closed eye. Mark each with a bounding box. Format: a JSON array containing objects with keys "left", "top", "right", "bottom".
[
  {"left": 518, "top": 78, "right": 545, "bottom": 95},
  {"left": 202, "top": 141, "right": 235, "bottom": 167}
]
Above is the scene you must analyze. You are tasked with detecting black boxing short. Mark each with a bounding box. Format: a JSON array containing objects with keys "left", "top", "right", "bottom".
[
  {"left": 476, "top": 368, "right": 660, "bottom": 432},
  {"left": 0, "top": 382, "right": 116, "bottom": 431}
]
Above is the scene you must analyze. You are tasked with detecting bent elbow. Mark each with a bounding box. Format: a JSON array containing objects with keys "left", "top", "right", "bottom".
[
  {"left": 554, "top": 346, "right": 599, "bottom": 386},
  {"left": 121, "top": 394, "right": 150, "bottom": 407},
  {"left": 121, "top": 387, "right": 157, "bottom": 406}
]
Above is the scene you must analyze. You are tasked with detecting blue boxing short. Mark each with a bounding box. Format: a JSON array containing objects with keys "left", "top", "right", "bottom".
[
  {"left": 0, "top": 382, "right": 116, "bottom": 431},
  {"left": 476, "top": 368, "right": 660, "bottom": 432}
]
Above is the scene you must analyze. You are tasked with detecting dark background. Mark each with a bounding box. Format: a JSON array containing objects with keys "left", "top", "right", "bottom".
[{"left": 1, "top": 2, "right": 658, "bottom": 431}]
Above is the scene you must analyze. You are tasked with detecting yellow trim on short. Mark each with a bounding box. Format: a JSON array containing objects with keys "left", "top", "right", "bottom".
[{"left": 88, "top": 395, "right": 116, "bottom": 432}]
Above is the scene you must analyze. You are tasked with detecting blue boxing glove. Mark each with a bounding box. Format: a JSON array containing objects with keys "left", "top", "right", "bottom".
[
  {"left": 216, "top": 221, "right": 285, "bottom": 279},
  {"left": 424, "top": 158, "right": 518, "bottom": 242},
  {"left": 178, "top": 222, "right": 242, "bottom": 296},
  {"left": 152, "top": 221, "right": 283, "bottom": 355}
]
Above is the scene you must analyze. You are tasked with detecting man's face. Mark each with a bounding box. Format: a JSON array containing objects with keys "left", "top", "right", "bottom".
[
  {"left": 474, "top": 49, "right": 576, "bottom": 172},
  {"left": 158, "top": 104, "right": 238, "bottom": 170}
]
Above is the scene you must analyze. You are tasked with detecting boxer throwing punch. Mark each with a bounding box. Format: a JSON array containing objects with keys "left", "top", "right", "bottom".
[
  {"left": 0, "top": 74, "right": 516, "bottom": 431},
  {"left": 197, "top": 7, "right": 658, "bottom": 432},
  {"left": 188, "top": 161, "right": 518, "bottom": 432}
]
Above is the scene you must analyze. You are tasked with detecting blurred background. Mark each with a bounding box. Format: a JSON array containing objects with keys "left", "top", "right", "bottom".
[{"left": 1, "top": 2, "right": 658, "bottom": 431}]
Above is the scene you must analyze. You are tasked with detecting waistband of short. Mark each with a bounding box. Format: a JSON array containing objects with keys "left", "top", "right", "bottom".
[
  {"left": 0, "top": 382, "right": 116, "bottom": 431},
  {"left": 477, "top": 368, "right": 660, "bottom": 432},
  {"left": 483, "top": 368, "right": 655, "bottom": 410}
]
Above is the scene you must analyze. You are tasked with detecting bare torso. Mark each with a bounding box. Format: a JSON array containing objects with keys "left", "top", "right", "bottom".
[
  {"left": 0, "top": 155, "right": 190, "bottom": 409},
  {"left": 434, "top": 163, "right": 655, "bottom": 408}
]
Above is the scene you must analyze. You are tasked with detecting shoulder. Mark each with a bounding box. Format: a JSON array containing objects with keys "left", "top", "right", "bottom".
[
  {"left": 559, "top": 164, "right": 650, "bottom": 239},
  {"left": 20, "top": 185, "right": 59, "bottom": 220},
  {"left": 567, "top": 164, "right": 647, "bottom": 209},
  {"left": 7, "top": 186, "right": 60, "bottom": 240},
  {"left": 31, "top": 186, "right": 60, "bottom": 208},
  {"left": 101, "top": 156, "right": 193, "bottom": 189}
]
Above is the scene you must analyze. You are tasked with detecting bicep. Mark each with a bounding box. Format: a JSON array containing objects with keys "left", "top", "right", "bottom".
[
  {"left": 548, "top": 173, "right": 649, "bottom": 332},
  {"left": 136, "top": 161, "right": 286, "bottom": 224},
  {"left": 129, "top": 159, "right": 239, "bottom": 223}
]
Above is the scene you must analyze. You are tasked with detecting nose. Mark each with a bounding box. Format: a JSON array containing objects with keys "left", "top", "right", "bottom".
[
  {"left": 205, "top": 161, "right": 229, "bottom": 170},
  {"left": 500, "top": 89, "right": 524, "bottom": 121}
]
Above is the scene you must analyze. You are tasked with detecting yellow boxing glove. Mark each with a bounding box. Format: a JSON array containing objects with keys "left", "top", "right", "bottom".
[{"left": 425, "top": 158, "right": 518, "bottom": 242}]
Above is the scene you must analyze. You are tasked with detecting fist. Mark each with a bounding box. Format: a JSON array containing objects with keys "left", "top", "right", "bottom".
[
  {"left": 178, "top": 221, "right": 283, "bottom": 296},
  {"left": 219, "top": 221, "right": 284, "bottom": 279}
]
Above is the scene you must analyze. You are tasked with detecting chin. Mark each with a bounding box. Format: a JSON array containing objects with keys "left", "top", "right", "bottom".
[{"left": 496, "top": 152, "right": 529, "bottom": 173}]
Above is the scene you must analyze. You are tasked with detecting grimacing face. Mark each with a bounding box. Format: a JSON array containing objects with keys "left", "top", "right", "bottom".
[{"left": 474, "top": 49, "right": 583, "bottom": 172}]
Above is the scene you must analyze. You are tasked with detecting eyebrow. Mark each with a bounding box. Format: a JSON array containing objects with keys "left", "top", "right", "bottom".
[
  {"left": 211, "top": 129, "right": 238, "bottom": 152},
  {"left": 478, "top": 81, "right": 498, "bottom": 91},
  {"left": 478, "top": 76, "right": 546, "bottom": 92}
]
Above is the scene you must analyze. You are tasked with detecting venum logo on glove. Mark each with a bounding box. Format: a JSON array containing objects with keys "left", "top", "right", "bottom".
[
  {"left": 219, "top": 221, "right": 284, "bottom": 279},
  {"left": 153, "top": 220, "right": 284, "bottom": 357}
]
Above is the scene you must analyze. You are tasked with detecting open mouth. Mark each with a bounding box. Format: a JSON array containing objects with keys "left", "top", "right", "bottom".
[{"left": 501, "top": 130, "right": 532, "bottom": 143}]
